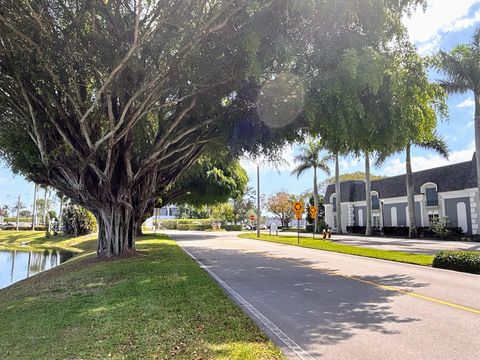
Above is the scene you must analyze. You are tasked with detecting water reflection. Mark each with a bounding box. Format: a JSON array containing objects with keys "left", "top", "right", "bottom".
[{"left": 0, "top": 249, "right": 74, "bottom": 289}]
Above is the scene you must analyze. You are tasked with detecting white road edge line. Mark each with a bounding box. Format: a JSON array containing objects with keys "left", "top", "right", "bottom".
[{"left": 179, "top": 244, "right": 316, "bottom": 360}]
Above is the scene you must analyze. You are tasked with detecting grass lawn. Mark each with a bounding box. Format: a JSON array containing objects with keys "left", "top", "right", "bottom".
[
  {"left": 0, "top": 230, "right": 97, "bottom": 253},
  {"left": 0, "top": 233, "right": 284, "bottom": 359},
  {"left": 238, "top": 233, "right": 434, "bottom": 266}
]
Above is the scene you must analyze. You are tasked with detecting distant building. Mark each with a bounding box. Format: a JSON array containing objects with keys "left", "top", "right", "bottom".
[
  {"left": 143, "top": 205, "right": 179, "bottom": 228},
  {"left": 324, "top": 154, "right": 478, "bottom": 235}
]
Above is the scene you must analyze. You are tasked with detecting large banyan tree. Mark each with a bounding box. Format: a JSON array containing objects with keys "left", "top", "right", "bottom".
[
  {"left": 0, "top": 0, "right": 427, "bottom": 256},
  {"left": 0, "top": 0, "right": 302, "bottom": 256}
]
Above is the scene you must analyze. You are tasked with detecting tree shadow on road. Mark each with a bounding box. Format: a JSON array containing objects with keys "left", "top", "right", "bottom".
[{"left": 184, "top": 245, "right": 427, "bottom": 356}]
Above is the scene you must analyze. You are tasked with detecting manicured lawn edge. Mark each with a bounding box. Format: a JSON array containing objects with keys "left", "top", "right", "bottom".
[
  {"left": 0, "top": 233, "right": 284, "bottom": 359},
  {"left": 238, "top": 233, "right": 434, "bottom": 266}
]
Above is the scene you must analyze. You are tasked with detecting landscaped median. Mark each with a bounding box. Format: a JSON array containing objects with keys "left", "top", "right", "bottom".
[
  {"left": 238, "top": 233, "right": 434, "bottom": 266},
  {"left": 0, "top": 233, "right": 284, "bottom": 359}
]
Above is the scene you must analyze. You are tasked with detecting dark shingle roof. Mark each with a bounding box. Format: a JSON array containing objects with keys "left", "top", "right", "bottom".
[{"left": 324, "top": 153, "right": 477, "bottom": 204}]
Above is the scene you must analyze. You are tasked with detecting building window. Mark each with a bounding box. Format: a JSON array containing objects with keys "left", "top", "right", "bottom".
[
  {"left": 372, "top": 194, "right": 380, "bottom": 210},
  {"left": 333, "top": 215, "right": 337, "bottom": 229},
  {"left": 372, "top": 214, "right": 381, "bottom": 228},
  {"left": 428, "top": 211, "right": 439, "bottom": 225},
  {"left": 425, "top": 187, "right": 438, "bottom": 207},
  {"left": 332, "top": 196, "right": 337, "bottom": 212}
]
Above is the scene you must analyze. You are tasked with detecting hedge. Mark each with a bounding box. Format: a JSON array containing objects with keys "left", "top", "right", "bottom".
[
  {"left": 433, "top": 251, "right": 480, "bottom": 274},
  {"left": 0, "top": 226, "right": 46, "bottom": 231},
  {"left": 155, "top": 219, "right": 223, "bottom": 230},
  {"left": 225, "top": 225, "right": 242, "bottom": 231},
  {"left": 347, "top": 225, "right": 464, "bottom": 238}
]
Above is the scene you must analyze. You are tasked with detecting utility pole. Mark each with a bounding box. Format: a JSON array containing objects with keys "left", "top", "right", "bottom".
[
  {"left": 16, "top": 195, "right": 21, "bottom": 231},
  {"left": 256, "top": 164, "right": 260, "bottom": 238},
  {"left": 31, "top": 184, "right": 37, "bottom": 230}
]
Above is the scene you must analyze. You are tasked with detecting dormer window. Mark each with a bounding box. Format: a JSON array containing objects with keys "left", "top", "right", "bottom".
[
  {"left": 426, "top": 187, "right": 438, "bottom": 207},
  {"left": 372, "top": 193, "right": 380, "bottom": 210},
  {"left": 330, "top": 195, "right": 337, "bottom": 212},
  {"left": 422, "top": 183, "right": 438, "bottom": 207}
]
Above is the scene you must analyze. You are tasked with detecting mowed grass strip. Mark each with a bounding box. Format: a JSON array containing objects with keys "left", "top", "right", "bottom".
[
  {"left": 0, "top": 230, "right": 97, "bottom": 253},
  {"left": 238, "top": 233, "right": 434, "bottom": 266},
  {"left": 0, "top": 234, "right": 284, "bottom": 360}
]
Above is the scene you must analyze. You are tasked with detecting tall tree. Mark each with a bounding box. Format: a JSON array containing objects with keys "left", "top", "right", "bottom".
[
  {"left": 376, "top": 47, "right": 447, "bottom": 237},
  {"left": 266, "top": 192, "right": 295, "bottom": 228},
  {"left": 0, "top": 0, "right": 305, "bottom": 256},
  {"left": 291, "top": 139, "right": 330, "bottom": 233},
  {"left": 435, "top": 27, "right": 480, "bottom": 209}
]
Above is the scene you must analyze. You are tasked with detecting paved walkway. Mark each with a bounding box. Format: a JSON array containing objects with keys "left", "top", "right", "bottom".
[
  {"left": 270, "top": 231, "right": 480, "bottom": 255},
  {"left": 167, "top": 231, "right": 480, "bottom": 360}
]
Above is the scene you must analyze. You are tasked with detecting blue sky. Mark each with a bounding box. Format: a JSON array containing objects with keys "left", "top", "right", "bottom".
[{"left": 1, "top": 1, "right": 480, "bottom": 209}]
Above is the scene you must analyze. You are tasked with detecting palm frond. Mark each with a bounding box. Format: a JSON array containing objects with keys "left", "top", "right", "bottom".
[
  {"left": 415, "top": 137, "right": 449, "bottom": 159},
  {"left": 291, "top": 163, "right": 311, "bottom": 178}
]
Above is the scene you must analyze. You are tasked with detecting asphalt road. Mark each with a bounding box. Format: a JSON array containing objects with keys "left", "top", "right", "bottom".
[{"left": 166, "top": 230, "right": 480, "bottom": 360}]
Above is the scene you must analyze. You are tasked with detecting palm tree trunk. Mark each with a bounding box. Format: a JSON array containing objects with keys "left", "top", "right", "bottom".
[
  {"left": 405, "top": 143, "right": 417, "bottom": 237},
  {"left": 475, "top": 96, "right": 480, "bottom": 234},
  {"left": 42, "top": 187, "right": 48, "bottom": 225},
  {"left": 31, "top": 184, "right": 37, "bottom": 230},
  {"left": 313, "top": 166, "right": 319, "bottom": 233},
  {"left": 58, "top": 195, "right": 64, "bottom": 231},
  {"left": 335, "top": 152, "right": 342, "bottom": 234},
  {"left": 16, "top": 195, "right": 21, "bottom": 231},
  {"left": 365, "top": 152, "right": 372, "bottom": 236}
]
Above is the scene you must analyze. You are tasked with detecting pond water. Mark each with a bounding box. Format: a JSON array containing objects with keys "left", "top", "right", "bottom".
[{"left": 0, "top": 249, "right": 74, "bottom": 289}]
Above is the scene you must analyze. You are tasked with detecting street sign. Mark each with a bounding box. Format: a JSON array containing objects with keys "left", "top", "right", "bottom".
[
  {"left": 309, "top": 206, "right": 317, "bottom": 218},
  {"left": 293, "top": 201, "right": 304, "bottom": 212},
  {"left": 293, "top": 201, "right": 303, "bottom": 220}
]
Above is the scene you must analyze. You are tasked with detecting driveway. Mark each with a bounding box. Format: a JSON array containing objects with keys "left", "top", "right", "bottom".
[
  {"left": 166, "top": 231, "right": 480, "bottom": 360},
  {"left": 271, "top": 231, "right": 480, "bottom": 255}
]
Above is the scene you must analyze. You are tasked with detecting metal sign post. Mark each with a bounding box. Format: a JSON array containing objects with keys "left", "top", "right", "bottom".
[
  {"left": 293, "top": 201, "right": 304, "bottom": 245},
  {"left": 309, "top": 206, "right": 318, "bottom": 239}
]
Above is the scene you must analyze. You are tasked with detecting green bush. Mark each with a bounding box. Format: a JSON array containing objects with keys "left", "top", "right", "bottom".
[
  {"left": 225, "top": 225, "right": 242, "bottom": 231},
  {"left": 0, "top": 226, "right": 46, "bottom": 231},
  {"left": 433, "top": 251, "right": 480, "bottom": 274},
  {"left": 62, "top": 205, "right": 97, "bottom": 236},
  {"left": 155, "top": 219, "right": 222, "bottom": 230}
]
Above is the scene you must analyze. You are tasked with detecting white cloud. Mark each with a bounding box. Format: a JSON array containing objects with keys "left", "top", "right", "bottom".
[
  {"left": 381, "top": 143, "right": 475, "bottom": 176},
  {"left": 339, "top": 157, "right": 362, "bottom": 172},
  {"left": 240, "top": 144, "right": 296, "bottom": 172},
  {"left": 403, "top": 1, "right": 480, "bottom": 54},
  {"left": 456, "top": 97, "right": 475, "bottom": 108}
]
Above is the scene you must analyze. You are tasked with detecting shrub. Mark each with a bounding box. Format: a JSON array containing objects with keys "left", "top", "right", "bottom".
[
  {"left": 383, "top": 227, "right": 410, "bottom": 237},
  {"left": 347, "top": 226, "right": 366, "bottom": 234},
  {"left": 433, "top": 251, "right": 480, "bottom": 274},
  {"left": 62, "top": 205, "right": 97, "bottom": 236},
  {"left": 225, "top": 225, "right": 242, "bottom": 231},
  {"left": 0, "top": 226, "right": 46, "bottom": 231},
  {"left": 155, "top": 219, "right": 223, "bottom": 230}
]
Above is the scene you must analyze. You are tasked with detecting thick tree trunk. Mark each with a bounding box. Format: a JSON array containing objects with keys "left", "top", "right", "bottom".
[
  {"left": 335, "top": 153, "right": 342, "bottom": 234},
  {"left": 313, "top": 166, "right": 319, "bottom": 233},
  {"left": 365, "top": 152, "right": 372, "bottom": 236},
  {"left": 405, "top": 143, "right": 417, "bottom": 238},
  {"left": 96, "top": 205, "right": 136, "bottom": 257}
]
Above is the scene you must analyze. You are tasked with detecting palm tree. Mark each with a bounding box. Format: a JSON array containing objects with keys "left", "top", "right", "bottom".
[
  {"left": 378, "top": 136, "right": 448, "bottom": 237},
  {"left": 292, "top": 139, "right": 331, "bottom": 233},
  {"left": 436, "top": 28, "right": 480, "bottom": 204}
]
